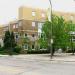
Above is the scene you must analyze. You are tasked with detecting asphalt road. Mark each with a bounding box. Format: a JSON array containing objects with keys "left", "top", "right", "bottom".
[{"left": 0, "top": 54, "right": 74, "bottom": 75}]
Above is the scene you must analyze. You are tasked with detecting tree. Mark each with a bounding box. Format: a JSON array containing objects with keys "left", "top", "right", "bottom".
[
  {"left": 52, "top": 16, "right": 70, "bottom": 52},
  {"left": 66, "top": 21, "right": 75, "bottom": 55},
  {"left": 4, "top": 31, "right": 11, "bottom": 49},
  {"left": 41, "top": 15, "right": 71, "bottom": 57},
  {"left": 38, "top": 33, "right": 48, "bottom": 49},
  {"left": 10, "top": 32, "right": 16, "bottom": 49},
  {"left": 4, "top": 31, "right": 16, "bottom": 50},
  {"left": 42, "top": 21, "right": 52, "bottom": 49}
]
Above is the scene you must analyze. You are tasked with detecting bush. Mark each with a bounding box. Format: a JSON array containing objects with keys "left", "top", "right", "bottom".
[
  {"left": 0, "top": 47, "right": 4, "bottom": 51},
  {"left": 35, "top": 46, "right": 40, "bottom": 51},
  {"left": 0, "top": 46, "right": 21, "bottom": 55},
  {"left": 13, "top": 46, "right": 21, "bottom": 53},
  {"left": 27, "top": 50, "right": 50, "bottom": 54},
  {"left": 0, "top": 49, "right": 13, "bottom": 55},
  {"left": 66, "top": 49, "right": 75, "bottom": 53},
  {"left": 0, "top": 47, "right": 6, "bottom": 55}
]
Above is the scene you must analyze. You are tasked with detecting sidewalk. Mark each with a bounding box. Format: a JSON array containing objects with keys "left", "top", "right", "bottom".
[
  {"left": 0, "top": 55, "right": 9, "bottom": 57},
  {"left": 0, "top": 53, "right": 75, "bottom": 62},
  {"left": 13, "top": 53, "right": 75, "bottom": 62},
  {"left": 50, "top": 53, "right": 75, "bottom": 62}
]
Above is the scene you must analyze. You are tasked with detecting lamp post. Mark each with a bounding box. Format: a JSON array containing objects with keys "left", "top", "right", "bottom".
[
  {"left": 48, "top": 0, "right": 53, "bottom": 59},
  {"left": 49, "top": 0, "right": 52, "bottom": 20}
]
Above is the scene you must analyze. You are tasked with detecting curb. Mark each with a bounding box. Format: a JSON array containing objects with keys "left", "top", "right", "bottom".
[{"left": 50, "top": 59, "right": 75, "bottom": 62}]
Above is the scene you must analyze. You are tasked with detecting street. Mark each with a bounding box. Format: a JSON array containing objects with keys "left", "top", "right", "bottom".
[{"left": 0, "top": 54, "right": 74, "bottom": 75}]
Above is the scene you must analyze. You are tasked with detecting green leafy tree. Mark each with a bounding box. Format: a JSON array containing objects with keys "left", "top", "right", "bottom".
[
  {"left": 52, "top": 16, "right": 70, "bottom": 51},
  {"left": 10, "top": 32, "right": 16, "bottom": 50},
  {"left": 42, "top": 21, "right": 52, "bottom": 49},
  {"left": 4, "top": 31, "right": 11, "bottom": 49},
  {"left": 3, "top": 31, "right": 17, "bottom": 55},
  {"left": 39, "top": 33, "right": 48, "bottom": 49},
  {"left": 67, "top": 21, "right": 75, "bottom": 54},
  {"left": 41, "top": 15, "right": 71, "bottom": 56}
]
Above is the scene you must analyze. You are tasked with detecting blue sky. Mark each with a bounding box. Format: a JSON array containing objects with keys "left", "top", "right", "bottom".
[{"left": 0, "top": 0, "right": 75, "bottom": 25}]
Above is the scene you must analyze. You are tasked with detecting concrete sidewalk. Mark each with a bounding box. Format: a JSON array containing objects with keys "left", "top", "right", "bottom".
[
  {"left": 0, "top": 53, "right": 75, "bottom": 62},
  {"left": 13, "top": 53, "right": 75, "bottom": 62},
  {"left": 50, "top": 53, "right": 75, "bottom": 62}
]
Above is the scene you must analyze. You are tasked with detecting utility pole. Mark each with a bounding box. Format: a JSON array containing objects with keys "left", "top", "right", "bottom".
[{"left": 48, "top": 0, "right": 53, "bottom": 59}]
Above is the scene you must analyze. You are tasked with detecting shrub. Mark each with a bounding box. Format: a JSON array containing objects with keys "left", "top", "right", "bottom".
[
  {"left": 0, "top": 47, "right": 4, "bottom": 51},
  {"left": 35, "top": 46, "right": 40, "bottom": 51},
  {"left": 13, "top": 46, "right": 21, "bottom": 53},
  {"left": 27, "top": 50, "right": 50, "bottom": 54},
  {"left": 66, "top": 49, "right": 75, "bottom": 53}
]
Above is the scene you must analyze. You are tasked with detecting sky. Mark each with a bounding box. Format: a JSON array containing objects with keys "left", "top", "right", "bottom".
[{"left": 0, "top": 0, "right": 75, "bottom": 25}]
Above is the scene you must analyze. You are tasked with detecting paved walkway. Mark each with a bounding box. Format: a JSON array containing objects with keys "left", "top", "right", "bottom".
[
  {"left": 50, "top": 53, "right": 75, "bottom": 62},
  {"left": 13, "top": 53, "right": 75, "bottom": 62},
  {"left": 0, "top": 53, "right": 75, "bottom": 62}
]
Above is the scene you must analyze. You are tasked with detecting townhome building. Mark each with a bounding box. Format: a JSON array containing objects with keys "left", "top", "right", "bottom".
[
  {"left": 7, "top": 6, "right": 47, "bottom": 50},
  {"left": 0, "top": 6, "right": 75, "bottom": 50}
]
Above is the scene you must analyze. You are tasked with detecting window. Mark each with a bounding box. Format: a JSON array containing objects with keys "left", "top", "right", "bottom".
[
  {"left": 38, "top": 22, "right": 44, "bottom": 33},
  {"left": 24, "top": 44, "right": 28, "bottom": 49},
  {"left": 16, "top": 24, "right": 18, "bottom": 28},
  {"left": 42, "top": 13, "right": 45, "bottom": 17},
  {"left": 38, "top": 22, "right": 44, "bottom": 37},
  {"left": 15, "top": 33, "right": 20, "bottom": 42},
  {"left": 13, "top": 25, "right": 16, "bottom": 29},
  {"left": 13, "top": 24, "right": 18, "bottom": 29},
  {"left": 40, "top": 46, "right": 43, "bottom": 49},
  {"left": 32, "top": 34, "right": 35, "bottom": 37},
  {"left": 4, "top": 27, "right": 8, "bottom": 31},
  {"left": 32, "top": 45, "right": 35, "bottom": 49},
  {"left": 19, "top": 21, "right": 22, "bottom": 26},
  {"left": 32, "top": 11, "right": 36, "bottom": 16},
  {"left": 32, "top": 22, "right": 35, "bottom": 27},
  {"left": 38, "top": 33, "right": 41, "bottom": 38},
  {"left": 41, "top": 33, "right": 43, "bottom": 38},
  {"left": 25, "top": 33, "right": 27, "bottom": 37},
  {"left": 15, "top": 35, "right": 18, "bottom": 39}
]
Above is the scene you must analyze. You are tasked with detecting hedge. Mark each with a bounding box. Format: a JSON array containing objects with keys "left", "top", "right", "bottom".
[{"left": 27, "top": 50, "right": 50, "bottom": 54}]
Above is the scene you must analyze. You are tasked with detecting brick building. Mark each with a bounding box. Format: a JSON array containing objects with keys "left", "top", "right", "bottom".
[{"left": 0, "top": 6, "right": 75, "bottom": 50}]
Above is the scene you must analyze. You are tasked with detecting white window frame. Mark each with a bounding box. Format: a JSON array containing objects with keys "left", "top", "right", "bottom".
[
  {"left": 4, "top": 27, "right": 8, "bottom": 31},
  {"left": 19, "top": 21, "right": 22, "bottom": 26},
  {"left": 15, "top": 34, "right": 19, "bottom": 39},
  {"left": 13, "top": 23, "right": 18, "bottom": 29},
  {"left": 32, "top": 11, "right": 36, "bottom": 16},
  {"left": 15, "top": 23, "right": 18, "bottom": 28},
  {"left": 32, "top": 34, "right": 35, "bottom": 37},
  {"left": 32, "top": 22, "right": 35, "bottom": 27},
  {"left": 32, "top": 44, "right": 35, "bottom": 50},
  {"left": 42, "top": 13, "right": 45, "bottom": 18},
  {"left": 24, "top": 33, "right": 27, "bottom": 38},
  {"left": 24, "top": 44, "right": 28, "bottom": 49},
  {"left": 13, "top": 25, "right": 16, "bottom": 29},
  {"left": 38, "top": 22, "right": 44, "bottom": 34}
]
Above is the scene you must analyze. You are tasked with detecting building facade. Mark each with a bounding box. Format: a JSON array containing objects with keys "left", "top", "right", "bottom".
[
  {"left": 0, "top": 6, "right": 75, "bottom": 50},
  {"left": 9, "top": 6, "right": 47, "bottom": 50}
]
